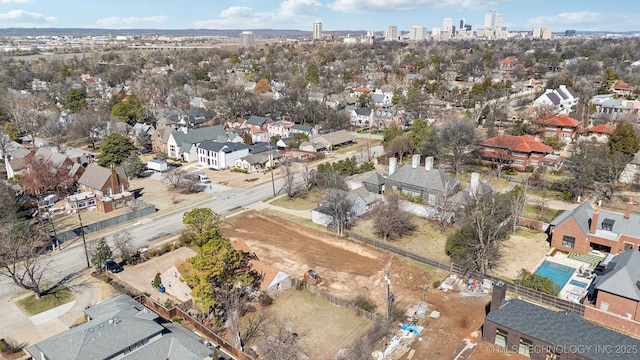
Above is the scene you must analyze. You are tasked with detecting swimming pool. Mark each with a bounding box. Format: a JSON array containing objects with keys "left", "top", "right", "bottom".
[
  {"left": 569, "top": 280, "right": 588, "bottom": 288},
  {"left": 534, "top": 260, "right": 576, "bottom": 290}
]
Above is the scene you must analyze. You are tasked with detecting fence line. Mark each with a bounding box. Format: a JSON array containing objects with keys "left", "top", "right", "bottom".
[
  {"left": 135, "top": 295, "right": 256, "bottom": 360},
  {"left": 348, "top": 232, "right": 585, "bottom": 316},
  {"left": 53, "top": 203, "right": 156, "bottom": 243}
]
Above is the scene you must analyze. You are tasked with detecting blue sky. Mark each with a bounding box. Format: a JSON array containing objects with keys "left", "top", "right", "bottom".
[{"left": 0, "top": 0, "right": 638, "bottom": 32}]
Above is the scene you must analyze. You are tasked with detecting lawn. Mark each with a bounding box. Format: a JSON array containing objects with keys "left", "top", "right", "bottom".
[
  {"left": 17, "top": 285, "right": 75, "bottom": 316},
  {"left": 523, "top": 204, "right": 564, "bottom": 222},
  {"left": 269, "top": 189, "right": 322, "bottom": 210},
  {"left": 248, "top": 288, "right": 372, "bottom": 359},
  {"left": 350, "top": 214, "right": 453, "bottom": 264}
]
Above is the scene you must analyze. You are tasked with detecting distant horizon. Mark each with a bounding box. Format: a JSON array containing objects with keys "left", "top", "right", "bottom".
[{"left": 0, "top": 1, "right": 639, "bottom": 33}]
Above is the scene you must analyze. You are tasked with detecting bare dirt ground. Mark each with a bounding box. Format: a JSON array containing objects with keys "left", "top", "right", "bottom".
[
  {"left": 221, "top": 211, "right": 490, "bottom": 359},
  {"left": 490, "top": 230, "right": 551, "bottom": 281}
]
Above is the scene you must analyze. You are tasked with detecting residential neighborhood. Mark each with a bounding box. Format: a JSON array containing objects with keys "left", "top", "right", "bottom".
[{"left": 2, "top": 15, "right": 640, "bottom": 360}]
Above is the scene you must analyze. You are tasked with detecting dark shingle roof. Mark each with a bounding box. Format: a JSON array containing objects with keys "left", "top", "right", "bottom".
[
  {"left": 246, "top": 115, "right": 268, "bottom": 126},
  {"left": 171, "top": 125, "right": 229, "bottom": 152},
  {"left": 487, "top": 299, "right": 640, "bottom": 360},
  {"left": 78, "top": 164, "right": 127, "bottom": 191},
  {"left": 198, "top": 140, "right": 248, "bottom": 153},
  {"left": 388, "top": 164, "right": 458, "bottom": 193},
  {"left": 593, "top": 250, "right": 640, "bottom": 301}
]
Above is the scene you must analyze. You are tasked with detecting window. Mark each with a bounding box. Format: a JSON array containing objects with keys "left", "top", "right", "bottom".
[
  {"left": 107, "top": 187, "right": 112, "bottom": 196},
  {"left": 562, "top": 235, "right": 575, "bottom": 249},
  {"left": 602, "top": 218, "right": 615, "bottom": 231},
  {"left": 115, "top": 202, "right": 123, "bottom": 209},
  {"left": 530, "top": 160, "right": 538, "bottom": 166},
  {"left": 519, "top": 338, "right": 533, "bottom": 358},
  {"left": 600, "top": 301, "right": 609, "bottom": 312},
  {"left": 119, "top": 184, "right": 124, "bottom": 193},
  {"left": 624, "top": 243, "right": 634, "bottom": 251},
  {"left": 545, "top": 351, "right": 560, "bottom": 360},
  {"left": 495, "top": 328, "right": 508, "bottom": 348},
  {"left": 427, "top": 193, "right": 436, "bottom": 206}
]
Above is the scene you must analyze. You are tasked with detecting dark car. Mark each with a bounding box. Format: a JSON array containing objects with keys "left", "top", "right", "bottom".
[{"left": 105, "top": 259, "right": 123, "bottom": 273}]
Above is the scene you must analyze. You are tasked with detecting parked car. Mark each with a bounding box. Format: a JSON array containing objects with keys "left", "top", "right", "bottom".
[{"left": 105, "top": 259, "right": 123, "bottom": 273}]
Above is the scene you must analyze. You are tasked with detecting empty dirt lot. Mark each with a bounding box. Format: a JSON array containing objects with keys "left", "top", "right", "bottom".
[{"left": 221, "top": 211, "right": 490, "bottom": 359}]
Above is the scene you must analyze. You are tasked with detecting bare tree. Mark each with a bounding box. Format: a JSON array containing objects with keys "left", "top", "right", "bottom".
[
  {"left": 19, "top": 155, "right": 74, "bottom": 197},
  {"left": 301, "top": 165, "right": 316, "bottom": 191},
  {"left": 438, "top": 118, "right": 478, "bottom": 177},
  {"left": 434, "top": 182, "right": 459, "bottom": 232},
  {"left": 240, "top": 310, "right": 274, "bottom": 351},
  {"left": 0, "top": 220, "right": 51, "bottom": 299},
  {"left": 385, "top": 135, "right": 413, "bottom": 163},
  {"left": 70, "top": 106, "right": 109, "bottom": 149},
  {"left": 112, "top": 230, "right": 133, "bottom": 260},
  {"left": 281, "top": 161, "right": 300, "bottom": 199},
  {"left": 509, "top": 183, "right": 528, "bottom": 234},
  {"left": 372, "top": 191, "right": 416, "bottom": 241},
  {"left": 164, "top": 168, "right": 186, "bottom": 188},
  {"left": 320, "top": 188, "right": 353, "bottom": 236},
  {"left": 257, "top": 317, "right": 307, "bottom": 359},
  {"left": 0, "top": 131, "right": 13, "bottom": 158},
  {"left": 40, "top": 115, "right": 67, "bottom": 151}
]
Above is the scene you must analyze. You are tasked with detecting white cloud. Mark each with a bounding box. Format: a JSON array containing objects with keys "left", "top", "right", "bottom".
[
  {"left": 525, "top": 11, "right": 639, "bottom": 31},
  {"left": 194, "top": 0, "right": 321, "bottom": 29},
  {"left": 328, "top": 0, "right": 496, "bottom": 13},
  {"left": 96, "top": 16, "right": 167, "bottom": 27},
  {"left": 0, "top": 9, "right": 56, "bottom": 26},
  {"left": 0, "top": 0, "right": 33, "bottom": 4}
]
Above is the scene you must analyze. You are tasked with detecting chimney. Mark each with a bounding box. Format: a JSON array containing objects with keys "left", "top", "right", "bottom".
[
  {"left": 425, "top": 156, "right": 434, "bottom": 171},
  {"left": 389, "top": 157, "right": 397, "bottom": 176},
  {"left": 497, "top": 127, "right": 505, "bottom": 136},
  {"left": 625, "top": 197, "right": 633, "bottom": 219},
  {"left": 490, "top": 281, "right": 507, "bottom": 313},
  {"left": 411, "top": 154, "right": 420, "bottom": 169},
  {"left": 470, "top": 172, "right": 480, "bottom": 196},
  {"left": 590, "top": 208, "right": 599, "bottom": 234},
  {"left": 110, "top": 163, "right": 118, "bottom": 195}
]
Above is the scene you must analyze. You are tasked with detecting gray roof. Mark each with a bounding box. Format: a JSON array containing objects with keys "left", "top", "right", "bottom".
[
  {"left": 550, "top": 201, "right": 640, "bottom": 239},
  {"left": 242, "top": 150, "right": 281, "bottom": 165},
  {"left": 26, "top": 295, "right": 212, "bottom": 360},
  {"left": 246, "top": 115, "right": 268, "bottom": 126},
  {"left": 486, "top": 299, "right": 640, "bottom": 360},
  {"left": 363, "top": 172, "right": 385, "bottom": 186},
  {"left": 593, "top": 250, "right": 640, "bottom": 301},
  {"left": 545, "top": 92, "right": 562, "bottom": 105},
  {"left": 291, "top": 124, "right": 313, "bottom": 132},
  {"left": 315, "top": 130, "right": 356, "bottom": 146},
  {"left": 355, "top": 108, "right": 372, "bottom": 116},
  {"left": 198, "top": 140, "right": 248, "bottom": 153},
  {"left": 387, "top": 164, "right": 458, "bottom": 194},
  {"left": 171, "top": 125, "right": 230, "bottom": 153},
  {"left": 78, "top": 163, "right": 127, "bottom": 191}
]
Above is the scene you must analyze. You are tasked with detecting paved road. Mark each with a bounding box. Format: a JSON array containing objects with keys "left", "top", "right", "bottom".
[{"left": 0, "top": 178, "right": 285, "bottom": 298}]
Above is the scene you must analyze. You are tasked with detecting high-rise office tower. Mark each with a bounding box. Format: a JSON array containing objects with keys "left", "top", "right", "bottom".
[
  {"left": 442, "top": 18, "right": 453, "bottom": 33},
  {"left": 313, "top": 21, "right": 322, "bottom": 40},
  {"left": 459, "top": 18, "right": 465, "bottom": 31},
  {"left": 496, "top": 13, "right": 503, "bottom": 32},
  {"left": 409, "top": 26, "right": 427, "bottom": 41},
  {"left": 484, "top": 9, "right": 497, "bottom": 31},
  {"left": 386, "top": 26, "right": 398, "bottom": 41},
  {"left": 238, "top": 31, "right": 255, "bottom": 48}
]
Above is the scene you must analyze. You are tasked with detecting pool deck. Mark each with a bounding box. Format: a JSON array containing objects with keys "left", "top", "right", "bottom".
[{"left": 534, "top": 251, "right": 605, "bottom": 302}]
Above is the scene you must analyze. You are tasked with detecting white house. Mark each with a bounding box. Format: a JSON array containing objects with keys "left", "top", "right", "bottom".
[
  {"left": 349, "top": 107, "right": 374, "bottom": 127},
  {"left": 533, "top": 85, "right": 579, "bottom": 115},
  {"left": 167, "top": 125, "right": 241, "bottom": 162},
  {"left": 197, "top": 140, "right": 249, "bottom": 170},
  {"left": 311, "top": 187, "right": 376, "bottom": 226}
]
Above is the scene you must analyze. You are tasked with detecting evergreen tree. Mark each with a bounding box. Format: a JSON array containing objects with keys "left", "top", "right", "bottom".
[{"left": 608, "top": 122, "right": 640, "bottom": 155}]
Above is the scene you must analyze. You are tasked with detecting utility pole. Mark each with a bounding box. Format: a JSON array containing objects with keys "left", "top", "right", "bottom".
[
  {"left": 77, "top": 211, "right": 90, "bottom": 268},
  {"left": 384, "top": 269, "right": 392, "bottom": 322}
]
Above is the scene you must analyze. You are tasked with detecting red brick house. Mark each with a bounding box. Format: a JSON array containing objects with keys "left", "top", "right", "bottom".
[
  {"left": 549, "top": 199, "right": 640, "bottom": 254},
  {"left": 66, "top": 163, "right": 133, "bottom": 213},
  {"left": 478, "top": 133, "right": 555, "bottom": 171},
  {"left": 531, "top": 115, "right": 581, "bottom": 142},
  {"left": 584, "top": 249, "right": 640, "bottom": 337},
  {"left": 580, "top": 123, "right": 614, "bottom": 143}
]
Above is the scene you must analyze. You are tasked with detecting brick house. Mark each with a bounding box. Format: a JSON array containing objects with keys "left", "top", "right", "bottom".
[
  {"left": 478, "top": 132, "right": 555, "bottom": 171},
  {"left": 484, "top": 283, "right": 640, "bottom": 360},
  {"left": 579, "top": 123, "right": 614, "bottom": 143},
  {"left": 66, "top": 163, "right": 133, "bottom": 213},
  {"left": 548, "top": 199, "right": 640, "bottom": 254},
  {"left": 583, "top": 250, "right": 640, "bottom": 335},
  {"left": 531, "top": 115, "right": 581, "bottom": 142}
]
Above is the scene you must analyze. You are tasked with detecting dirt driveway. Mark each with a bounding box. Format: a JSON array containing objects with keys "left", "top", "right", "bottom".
[{"left": 221, "top": 211, "right": 490, "bottom": 359}]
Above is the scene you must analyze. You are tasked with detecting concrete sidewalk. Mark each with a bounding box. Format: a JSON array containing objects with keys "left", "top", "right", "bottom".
[{"left": 246, "top": 197, "right": 313, "bottom": 219}]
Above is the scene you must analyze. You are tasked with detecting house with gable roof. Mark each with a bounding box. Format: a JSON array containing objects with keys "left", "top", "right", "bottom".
[
  {"left": 478, "top": 132, "right": 557, "bottom": 171},
  {"left": 533, "top": 85, "right": 579, "bottom": 115},
  {"left": 349, "top": 107, "right": 374, "bottom": 127},
  {"left": 584, "top": 249, "right": 640, "bottom": 335},
  {"left": 25, "top": 295, "right": 213, "bottom": 360},
  {"left": 579, "top": 123, "right": 614, "bottom": 143},
  {"left": 531, "top": 114, "right": 581, "bottom": 142},
  {"left": 66, "top": 163, "right": 133, "bottom": 213},
  {"left": 548, "top": 198, "right": 640, "bottom": 254},
  {"left": 196, "top": 140, "right": 249, "bottom": 170},
  {"left": 166, "top": 125, "right": 241, "bottom": 162}
]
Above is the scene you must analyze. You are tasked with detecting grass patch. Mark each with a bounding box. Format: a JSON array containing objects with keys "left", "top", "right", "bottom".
[
  {"left": 523, "top": 204, "right": 564, "bottom": 222},
  {"left": 17, "top": 285, "right": 75, "bottom": 316},
  {"left": 269, "top": 189, "right": 322, "bottom": 210},
  {"left": 527, "top": 188, "right": 564, "bottom": 200},
  {"left": 71, "top": 314, "right": 88, "bottom": 327},
  {"left": 260, "top": 208, "right": 329, "bottom": 232},
  {"left": 515, "top": 227, "right": 543, "bottom": 239}
]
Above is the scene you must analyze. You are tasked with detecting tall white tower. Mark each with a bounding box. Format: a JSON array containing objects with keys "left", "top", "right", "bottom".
[
  {"left": 313, "top": 21, "right": 322, "bottom": 40},
  {"left": 386, "top": 26, "right": 398, "bottom": 41},
  {"left": 239, "top": 31, "right": 255, "bottom": 48},
  {"left": 442, "top": 18, "right": 453, "bottom": 33}
]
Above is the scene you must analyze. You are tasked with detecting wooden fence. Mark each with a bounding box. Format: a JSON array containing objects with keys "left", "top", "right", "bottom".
[
  {"left": 135, "top": 295, "right": 256, "bottom": 360},
  {"left": 348, "top": 232, "right": 585, "bottom": 316}
]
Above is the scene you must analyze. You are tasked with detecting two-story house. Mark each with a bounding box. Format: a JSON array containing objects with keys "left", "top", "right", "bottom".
[
  {"left": 166, "top": 125, "right": 241, "bottom": 162},
  {"left": 549, "top": 199, "right": 640, "bottom": 254},
  {"left": 349, "top": 107, "right": 374, "bottom": 127},
  {"left": 533, "top": 85, "right": 579, "bottom": 115},
  {"left": 478, "top": 132, "right": 555, "bottom": 171},
  {"left": 373, "top": 108, "right": 407, "bottom": 129},
  {"left": 579, "top": 123, "right": 614, "bottom": 143},
  {"left": 531, "top": 115, "right": 581, "bottom": 142},
  {"left": 66, "top": 163, "right": 133, "bottom": 213},
  {"left": 196, "top": 140, "right": 249, "bottom": 170}
]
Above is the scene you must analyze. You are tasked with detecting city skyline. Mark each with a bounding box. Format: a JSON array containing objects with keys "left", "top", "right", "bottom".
[{"left": 0, "top": 0, "right": 638, "bottom": 33}]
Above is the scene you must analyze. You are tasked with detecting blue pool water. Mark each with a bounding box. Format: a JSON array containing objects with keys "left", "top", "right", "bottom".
[
  {"left": 570, "top": 280, "right": 588, "bottom": 288},
  {"left": 534, "top": 261, "right": 576, "bottom": 289}
]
